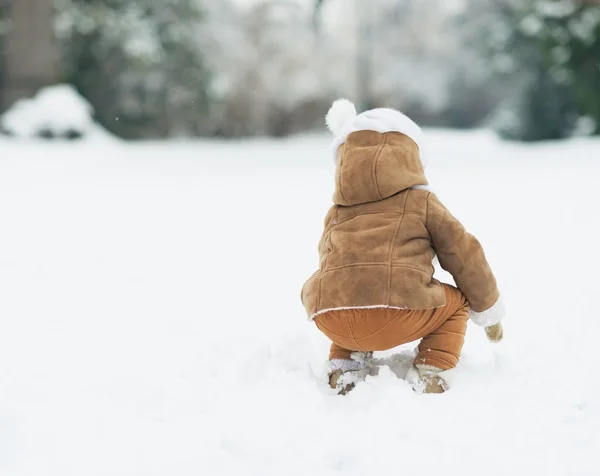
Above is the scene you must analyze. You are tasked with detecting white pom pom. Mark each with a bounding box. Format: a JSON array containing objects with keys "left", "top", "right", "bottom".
[{"left": 325, "top": 99, "right": 357, "bottom": 135}]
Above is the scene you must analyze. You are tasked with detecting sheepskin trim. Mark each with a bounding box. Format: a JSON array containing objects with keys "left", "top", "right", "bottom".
[
  {"left": 309, "top": 304, "right": 408, "bottom": 321},
  {"left": 411, "top": 184, "right": 433, "bottom": 192},
  {"left": 469, "top": 295, "right": 505, "bottom": 327}
]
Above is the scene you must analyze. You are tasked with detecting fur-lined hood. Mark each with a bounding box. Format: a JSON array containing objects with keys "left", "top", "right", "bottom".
[{"left": 326, "top": 99, "right": 430, "bottom": 206}]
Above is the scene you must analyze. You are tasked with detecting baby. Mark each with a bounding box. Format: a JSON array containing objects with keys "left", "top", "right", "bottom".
[{"left": 301, "top": 99, "right": 504, "bottom": 394}]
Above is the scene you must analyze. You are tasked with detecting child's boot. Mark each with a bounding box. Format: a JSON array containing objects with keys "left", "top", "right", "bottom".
[
  {"left": 328, "top": 368, "right": 355, "bottom": 395},
  {"left": 328, "top": 352, "right": 373, "bottom": 395},
  {"left": 407, "top": 364, "right": 449, "bottom": 394}
]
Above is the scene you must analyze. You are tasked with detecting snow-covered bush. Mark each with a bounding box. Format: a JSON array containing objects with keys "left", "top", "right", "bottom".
[{"left": 0, "top": 84, "right": 99, "bottom": 139}]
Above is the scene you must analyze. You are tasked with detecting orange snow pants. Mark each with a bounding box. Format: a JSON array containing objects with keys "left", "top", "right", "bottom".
[{"left": 313, "top": 284, "right": 469, "bottom": 370}]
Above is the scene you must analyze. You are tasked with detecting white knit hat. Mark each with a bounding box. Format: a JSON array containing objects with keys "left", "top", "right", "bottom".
[{"left": 326, "top": 99, "right": 427, "bottom": 167}]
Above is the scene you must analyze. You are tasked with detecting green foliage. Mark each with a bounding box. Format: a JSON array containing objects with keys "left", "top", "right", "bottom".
[
  {"left": 55, "top": 0, "right": 212, "bottom": 139},
  {"left": 484, "top": 0, "right": 600, "bottom": 141}
]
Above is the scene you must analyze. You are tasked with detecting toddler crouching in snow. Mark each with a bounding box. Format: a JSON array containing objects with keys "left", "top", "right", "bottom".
[{"left": 301, "top": 100, "right": 504, "bottom": 395}]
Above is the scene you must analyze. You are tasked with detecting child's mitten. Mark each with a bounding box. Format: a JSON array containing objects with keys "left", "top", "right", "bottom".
[{"left": 485, "top": 323, "right": 504, "bottom": 343}]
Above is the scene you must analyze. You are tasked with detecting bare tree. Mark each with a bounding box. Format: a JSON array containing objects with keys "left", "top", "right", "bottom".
[{"left": 1, "top": 0, "right": 59, "bottom": 112}]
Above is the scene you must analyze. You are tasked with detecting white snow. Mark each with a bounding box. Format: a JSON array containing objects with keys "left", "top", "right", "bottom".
[
  {"left": 0, "top": 84, "right": 108, "bottom": 140},
  {"left": 0, "top": 130, "right": 599, "bottom": 475}
]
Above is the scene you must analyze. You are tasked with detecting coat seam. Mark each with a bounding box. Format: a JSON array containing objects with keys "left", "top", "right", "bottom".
[
  {"left": 322, "top": 262, "right": 432, "bottom": 274},
  {"left": 386, "top": 192, "right": 408, "bottom": 304},
  {"left": 335, "top": 211, "right": 425, "bottom": 227},
  {"left": 336, "top": 148, "right": 349, "bottom": 206},
  {"left": 425, "top": 192, "right": 435, "bottom": 242},
  {"left": 324, "top": 262, "right": 390, "bottom": 271},
  {"left": 390, "top": 263, "right": 433, "bottom": 274},
  {"left": 371, "top": 133, "right": 387, "bottom": 201},
  {"left": 425, "top": 192, "right": 431, "bottom": 229}
]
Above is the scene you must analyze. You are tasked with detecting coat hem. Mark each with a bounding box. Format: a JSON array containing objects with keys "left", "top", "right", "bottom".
[{"left": 309, "top": 304, "right": 444, "bottom": 321}]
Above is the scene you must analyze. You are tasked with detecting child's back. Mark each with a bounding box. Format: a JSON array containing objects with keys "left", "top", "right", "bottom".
[{"left": 302, "top": 100, "right": 504, "bottom": 394}]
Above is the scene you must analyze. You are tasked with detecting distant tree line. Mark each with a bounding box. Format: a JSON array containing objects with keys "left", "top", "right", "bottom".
[{"left": 0, "top": 0, "right": 599, "bottom": 141}]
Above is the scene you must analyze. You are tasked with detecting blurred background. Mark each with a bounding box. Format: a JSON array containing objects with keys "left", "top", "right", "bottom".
[
  {"left": 0, "top": 0, "right": 599, "bottom": 142},
  {"left": 1, "top": 3, "right": 600, "bottom": 473}
]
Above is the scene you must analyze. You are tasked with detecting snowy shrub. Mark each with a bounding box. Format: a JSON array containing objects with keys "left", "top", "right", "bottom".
[{"left": 0, "top": 84, "right": 97, "bottom": 139}]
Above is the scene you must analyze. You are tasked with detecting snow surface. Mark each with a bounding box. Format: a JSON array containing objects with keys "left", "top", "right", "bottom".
[
  {"left": 0, "top": 85, "right": 109, "bottom": 140},
  {"left": 0, "top": 130, "right": 599, "bottom": 475}
]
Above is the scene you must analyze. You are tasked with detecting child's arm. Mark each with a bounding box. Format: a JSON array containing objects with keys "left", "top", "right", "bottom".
[{"left": 426, "top": 193, "right": 505, "bottom": 329}]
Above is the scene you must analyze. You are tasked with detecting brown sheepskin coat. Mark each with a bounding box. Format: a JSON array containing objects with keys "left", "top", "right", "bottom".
[{"left": 301, "top": 130, "right": 499, "bottom": 319}]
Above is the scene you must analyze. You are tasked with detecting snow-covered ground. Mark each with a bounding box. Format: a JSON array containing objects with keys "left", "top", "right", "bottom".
[{"left": 0, "top": 130, "right": 598, "bottom": 476}]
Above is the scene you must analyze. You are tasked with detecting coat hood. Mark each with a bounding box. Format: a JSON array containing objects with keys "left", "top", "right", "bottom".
[{"left": 333, "top": 130, "right": 428, "bottom": 206}]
